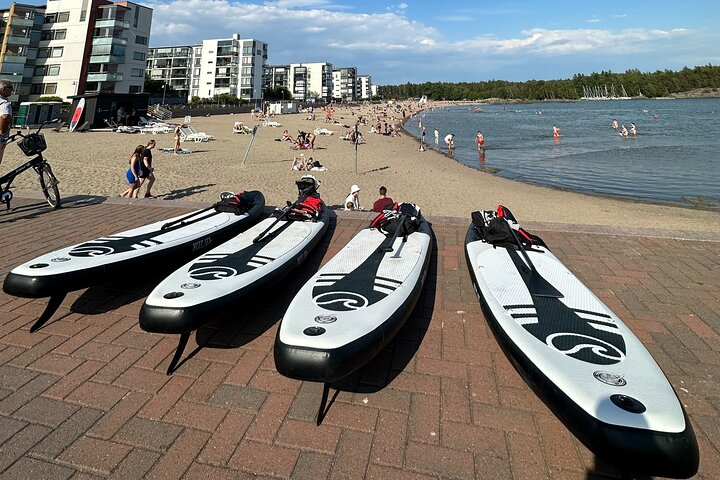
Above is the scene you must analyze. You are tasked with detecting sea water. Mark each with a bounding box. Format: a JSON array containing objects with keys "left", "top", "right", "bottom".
[{"left": 405, "top": 98, "right": 720, "bottom": 209}]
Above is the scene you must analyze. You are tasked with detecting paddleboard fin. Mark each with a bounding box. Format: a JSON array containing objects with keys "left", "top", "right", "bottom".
[
  {"left": 30, "top": 293, "right": 66, "bottom": 332},
  {"left": 166, "top": 332, "right": 191, "bottom": 375}
]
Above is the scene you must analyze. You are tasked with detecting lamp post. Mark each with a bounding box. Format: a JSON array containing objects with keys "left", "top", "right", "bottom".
[{"left": 161, "top": 83, "right": 167, "bottom": 105}]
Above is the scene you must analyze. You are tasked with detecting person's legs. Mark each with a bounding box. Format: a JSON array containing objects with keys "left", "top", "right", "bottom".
[{"left": 144, "top": 172, "right": 155, "bottom": 197}]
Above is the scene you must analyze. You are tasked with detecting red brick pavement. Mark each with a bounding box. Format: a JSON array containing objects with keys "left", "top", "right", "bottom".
[{"left": 1, "top": 194, "right": 719, "bottom": 479}]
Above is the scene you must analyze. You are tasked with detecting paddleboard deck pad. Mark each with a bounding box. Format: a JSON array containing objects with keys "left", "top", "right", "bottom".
[
  {"left": 3, "top": 191, "right": 265, "bottom": 299},
  {"left": 464, "top": 206, "right": 698, "bottom": 478},
  {"left": 139, "top": 205, "right": 330, "bottom": 334},
  {"left": 275, "top": 202, "right": 433, "bottom": 384}
]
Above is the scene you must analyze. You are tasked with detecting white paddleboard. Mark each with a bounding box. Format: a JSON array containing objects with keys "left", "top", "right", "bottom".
[
  {"left": 464, "top": 207, "right": 698, "bottom": 478},
  {"left": 68, "top": 98, "right": 85, "bottom": 132},
  {"left": 275, "top": 213, "right": 432, "bottom": 383}
]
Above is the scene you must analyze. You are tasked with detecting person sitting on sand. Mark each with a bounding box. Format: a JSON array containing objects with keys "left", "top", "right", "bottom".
[
  {"left": 373, "top": 186, "right": 394, "bottom": 212},
  {"left": 281, "top": 129, "right": 293, "bottom": 142},
  {"left": 345, "top": 184, "right": 362, "bottom": 211},
  {"left": 291, "top": 154, "right": 307, "bottom": 171},
  {"left": 307, "top": 156, "right": 326, "bottom": 171}
]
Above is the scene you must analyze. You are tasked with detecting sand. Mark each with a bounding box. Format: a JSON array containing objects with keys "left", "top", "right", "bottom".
[{"left": 3, "top": 102, "right": 719, "bottom": 235}]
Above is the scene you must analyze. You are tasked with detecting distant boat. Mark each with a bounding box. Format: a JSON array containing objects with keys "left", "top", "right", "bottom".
[{"left": 580, "top": 84, "right": 631, "bottom": 100}]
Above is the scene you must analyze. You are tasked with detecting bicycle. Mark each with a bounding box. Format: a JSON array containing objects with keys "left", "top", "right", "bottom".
[{"left": 0, "top": 120, "right": 61, "bottom": 211}]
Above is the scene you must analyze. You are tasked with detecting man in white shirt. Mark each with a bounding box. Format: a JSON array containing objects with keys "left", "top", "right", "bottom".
[{"left": 0, "top": 80, "right": 13, "bottom": 167}]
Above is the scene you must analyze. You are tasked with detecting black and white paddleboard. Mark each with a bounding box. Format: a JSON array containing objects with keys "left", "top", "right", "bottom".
[
  {"left": 464, "top": 206, "right": 698, "bottom": 479},
  {"left": 275, "top": 204, "right": 432, "bottom": 388},
  {"left": 2, "top": 191, "right": 265, "bottom": 331},
  {"left": 139, "top": 206, "right": 330, "bottom": 335}
]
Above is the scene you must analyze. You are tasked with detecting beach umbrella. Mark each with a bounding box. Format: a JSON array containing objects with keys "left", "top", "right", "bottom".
[{"left": 242, "top": 125, "right": 259, "bottom": 164}]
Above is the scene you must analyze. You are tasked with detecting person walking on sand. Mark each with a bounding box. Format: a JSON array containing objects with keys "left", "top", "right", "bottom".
[
  {"left": 139, "top": 139, "right": 156, "bottom": 198},
  {"left": 121, "top": 144, "right": 145, "bottom": 198},
  {"left": 173, "top": 125, "right": 182, "bottom": 154}
]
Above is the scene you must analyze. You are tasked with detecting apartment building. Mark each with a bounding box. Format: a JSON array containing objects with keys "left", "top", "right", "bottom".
[
  {"left": 357, "top": 74, "right": 372, "bottom": 100},
  {"left": 263, "top": 62, "right": 332, "bottom": 102},
  {"left": 332, "top": 67, "right": 357, "bottom": 102},
  {"left": 0, "top": 3, "right": 45, "bottom": 103},
  {"left": 148, "top": 34, "right": 267, "bottom": 102}
]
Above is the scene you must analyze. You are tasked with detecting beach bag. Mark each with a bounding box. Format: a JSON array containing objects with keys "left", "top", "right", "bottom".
[
  {"left": 214, "top": 191, "right": 251, "bottom": 215},
  {"left": 287, "top": 195, "right": 323, "bottom": 221},
  {"left": 371, "top": 202, "right": 421, "bottom": 236}
]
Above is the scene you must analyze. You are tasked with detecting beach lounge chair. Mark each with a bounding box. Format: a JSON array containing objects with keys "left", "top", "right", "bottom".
[
  {"left": 76, "top": 121, "right": 91, "bottom": 132},
  {"left": 187, "top": 125, "right": 213, "bottom": 140},
  {"left": 51, "top": 121, "right": 67, "bottom": 133},
  {"left": 262, "top": 119, "right": 282, "bottom": 128},
  {"left": 180, "top": 126, "right": 212, "bottom": 142},
  {"left": 233, "top": 122, "right": 251, "bottom": 134}
]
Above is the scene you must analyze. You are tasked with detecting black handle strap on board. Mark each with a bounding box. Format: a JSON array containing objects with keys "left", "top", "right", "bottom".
[
  {"left": 161, "top": 205, "right": 218, "bottom": 230},
  {"left": 379, "top": 213, "right": 409, "bottom": 252},
  {"left": 253, "top": 185, "right": 315, "bottom": 243}
]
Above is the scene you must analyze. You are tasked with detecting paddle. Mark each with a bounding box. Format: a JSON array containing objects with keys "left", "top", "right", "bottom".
[
  {"left": 161, "top": 205, "right": 217, "bottom": 230},
  {"left": 379, "top": 213, "right": 409, "bottom": 252},
  {"left": 253, "top": 185, "right": 315, "bottom": 243},
  {"left": 503, "top": 218, "right": 563, "bottom": 298}
]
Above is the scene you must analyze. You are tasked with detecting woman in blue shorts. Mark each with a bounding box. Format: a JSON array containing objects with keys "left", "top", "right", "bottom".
[{"left": 121, "top": 144, "right": 145, "bottom": 198}]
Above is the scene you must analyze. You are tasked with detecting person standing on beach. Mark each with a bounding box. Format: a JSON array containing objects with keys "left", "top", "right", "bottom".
[
  {"left": 173, "top": 125, "right": 182, "bottom": 154},
  {"left": 139, "top": 139, "right": 156, "bottom": 198},
  {"left": 0, "top": 80, "right": 13, "bottom": 167},
  {"left": 434, "top": 128, "right": 439, "bottom": 146},
  {"left": 121, "top": 144, "right": 146, "bottom": 198},
  {"left": 444, "top": 133, "right": 455, "bottom": 155}
]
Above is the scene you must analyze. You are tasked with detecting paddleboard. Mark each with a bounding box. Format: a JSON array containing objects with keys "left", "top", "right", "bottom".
[
  {"left": 275, "top": 203, "right": 432, "bottom": 384},
  {"left": 464, "top": 206, "right": 698, "bottom": 478},
  {"left": 139, "top": 206, "right": 330, "bottom": 335},
  {"left": 3, "top": 191, "right": 265, "bottom": 300},
  {"left": 68, "top": 98, "right": 85, "bottom": 132}
]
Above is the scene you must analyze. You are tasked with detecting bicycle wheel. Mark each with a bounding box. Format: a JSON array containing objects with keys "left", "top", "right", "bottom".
[{"left": 39, "top": 163, "right": 61, "bottom": 209}]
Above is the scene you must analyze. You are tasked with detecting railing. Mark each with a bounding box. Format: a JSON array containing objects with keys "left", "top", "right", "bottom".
[
  {"left": 87, "top": 72, "right": 123, "bottom": 82},
  {"left": 94, "top": 19, "right": 130, "bottom": 29},
  {"left": 88, "top": 55, "right": 125, "bottom": 65},
  {"left": 91, "top": 36, "right": 127, "bottom": 46},
  {"left": 147, "top": 104, "right": 173, "bottom": 121}
]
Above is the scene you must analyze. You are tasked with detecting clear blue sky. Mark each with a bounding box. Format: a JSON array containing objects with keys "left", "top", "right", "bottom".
[{"left": 8, "top": 0, "right": 717, "bottom": 85}]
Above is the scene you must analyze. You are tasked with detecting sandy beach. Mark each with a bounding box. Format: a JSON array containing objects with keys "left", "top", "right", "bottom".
[{"left": 3, "top": 103, "right": 718, "bottom": 235}]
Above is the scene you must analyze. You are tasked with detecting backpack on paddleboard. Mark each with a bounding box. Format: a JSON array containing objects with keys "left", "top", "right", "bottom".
[
  {"left": 472, "top": 205, "right": 545, "bottom": 248},
  {"left": 371, "top": 202, "right": 421, "bottom": 236},
  {"left": 214, "top": 191, "right": 253, "bottom": 215},
  {"left": 287, "top": 195, "right": 324, "bottom": 221}
]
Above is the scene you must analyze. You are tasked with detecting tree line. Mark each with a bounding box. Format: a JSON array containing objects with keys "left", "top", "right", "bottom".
[{"left": 379, "top": 65, "right": 720, "bottom": 101}]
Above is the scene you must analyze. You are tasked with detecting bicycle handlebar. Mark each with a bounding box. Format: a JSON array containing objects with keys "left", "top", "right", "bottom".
[{"left": 4, "top": 118, "right": 60, "bottom": 143}]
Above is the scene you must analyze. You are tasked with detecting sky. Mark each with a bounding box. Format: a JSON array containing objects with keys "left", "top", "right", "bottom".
[{"left": 8, "top": 0, "right": 719, "bottom": 85}]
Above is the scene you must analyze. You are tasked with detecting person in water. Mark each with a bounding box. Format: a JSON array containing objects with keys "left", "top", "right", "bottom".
[
  {"left": 629, "top": 122, "right": 637, "bottom": 135},
  {"left": 620, "top": 124, "right": 629, "bottom": 137},
  {"left": 476, "top": 131, "right": 485, "bottom": 150},
  {"left": 612, "top": 119, "right": 619, "bottom": 130},
  {"left": 552, "top": 125, "right": 560, "bottom": 138}
]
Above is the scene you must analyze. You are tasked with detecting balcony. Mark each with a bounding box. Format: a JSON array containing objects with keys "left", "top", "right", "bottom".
[
  {"left": 9, "top": 17, "right": 35, "bottom": 27},
  {"left": 92, "top": 36, "right": 128, "bottom": 46},
  {"left": 87, "top": 72, "right": 123, "bottom": 82},
  {"left": 0, "top": 54, "right": 27, "bottom": 64},
  {"left": 89, "top": 55, "right": 125, "bottom": 65},
  {"left": 95, "top": 18, "right": 130, "bottom": 29},
  {"left": 5, "top": 36, "right": 31, "bottom": 46}
]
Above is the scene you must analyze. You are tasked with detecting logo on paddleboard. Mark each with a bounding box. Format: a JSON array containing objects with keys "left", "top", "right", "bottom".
[
  {"left": 314, "top": 314, "right": 337, "bottom": 324},
  {"left": 593, "top": 371, "right": 627, "bottom": 386},
  {"left": 181, "top": 283, "right": 201, "bottom": 289},
  {"left": 51, "top": 257, "right": 71, "bottom": 262}
]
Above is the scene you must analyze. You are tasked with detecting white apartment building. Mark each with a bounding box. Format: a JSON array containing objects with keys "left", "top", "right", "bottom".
[
  {"left": 287, "top": 62, "right": 333, "bottom": 102},
  {"left": 148, "top": 34, "right": 267, "bottom": 102},
  {"left": 332, "top": 67, "right": 357, "bottom": 102},
  {"left": 357, "top": 74, "right": 372, "bottom": 100},
  {"left": 0, "top": 3, "right": 45, "bottom": 103},
  {"left": 31, "top": 0, "right": 151, "bottom": 100}
]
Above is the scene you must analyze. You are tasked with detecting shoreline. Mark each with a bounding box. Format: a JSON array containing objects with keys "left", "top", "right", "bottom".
[{"left": 2, "top": 103, "right": 718, "bottom": 235}]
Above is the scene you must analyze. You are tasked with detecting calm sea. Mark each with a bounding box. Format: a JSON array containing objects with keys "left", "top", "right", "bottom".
[{"left": 405, "top": 98, "right": 720, "bottom": 209}]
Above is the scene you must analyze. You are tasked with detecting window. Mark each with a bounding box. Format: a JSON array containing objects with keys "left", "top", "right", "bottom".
[
  {"left": 131, "top": 68, "right": 144, "bottom": 77},
  {"left": 47, "top": 65, "right": 60, "bottom": 76},
  {"left": 44, "top": 83, "right": 57, "bottom": 94},
  {"left": 135, "top": 35, "right": 147, "bottom": 45},
  {"left": 57, "top": 11, "right": 70, "bottom": 22},
  {"left": 30, "top": 83, "right": 57, "bottom": 94},
  {"left": 133, "top": 51, "right": 145, "bottom": 61},
  {"left": 51, "top": 47, "right": 63, "bottom": 58},
  {"left": 129, "top": 85, "right": 141, "bottom": 93},
  {"left": 38, "top": 48, "right": 49, "bottom": 58},
  {"left": 41, "top": 29, "right": 66, "bottom": 41},
  {"left": 44, "top": 13, "right": 57, "bottom": 23}
]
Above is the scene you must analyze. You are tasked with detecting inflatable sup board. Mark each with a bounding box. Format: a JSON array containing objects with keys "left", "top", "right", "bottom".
[
  {"left": 140, "top": 204, "right": 330, "bottom": 374},
  {"left": 464, "top": 206, "right": 698, "bottom": 478},
  {"left": 275, "top": 203, "right": 432, "bottom": 423},
  {"left": 68, "top": 98, "right": 85, "bottom": 132},
  {"left": 3, "top": 191, "right": 265, "bottom": 332}
]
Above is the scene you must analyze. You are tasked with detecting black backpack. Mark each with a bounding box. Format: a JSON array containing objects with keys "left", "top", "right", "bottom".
[
  {"left": 214, "top": 192, "right": 253, "bottom": 215},
  {"left": 371, "top": 202, "right": 421, "bottom": 236}
]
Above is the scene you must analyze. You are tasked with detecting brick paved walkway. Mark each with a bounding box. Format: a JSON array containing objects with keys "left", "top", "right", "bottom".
[{"left": 1, "top": 194, "right": 718, "bottom": 479}]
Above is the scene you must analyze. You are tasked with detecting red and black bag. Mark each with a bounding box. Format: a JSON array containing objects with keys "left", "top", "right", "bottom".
[
  {"left": 371, "top": 202, "right": 420, "bottom": 235},
  {"left": 287, "top": 195, "right": 324, "bottom": 221},
  {"left": 214, "top": 191, "right": 251, "bottom": 215}
]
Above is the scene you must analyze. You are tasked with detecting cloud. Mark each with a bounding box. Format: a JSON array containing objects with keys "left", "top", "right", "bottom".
[{"left": 140, "top": 1, "right": 718, "bottom": 83}]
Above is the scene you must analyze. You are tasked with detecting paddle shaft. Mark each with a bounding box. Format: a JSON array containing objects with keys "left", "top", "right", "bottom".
[
  {"left": 253, "top": 185, "right": 315, "bottom": 243},
  {"left": 162, "top": 205, "right": 217, "bottom": 230},
  {"left": 380, "top": 213, "right": 409, "bottom": 252}
]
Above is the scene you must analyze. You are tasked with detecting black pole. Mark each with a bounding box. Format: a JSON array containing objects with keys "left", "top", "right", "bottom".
[{"left": 253, "top": 185, "right": 314, "bottom": 243}]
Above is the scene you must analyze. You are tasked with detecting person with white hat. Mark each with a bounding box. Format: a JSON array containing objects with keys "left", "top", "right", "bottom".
[{"left": 344, "top": 184, "right": 362, "bottom": 211}]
